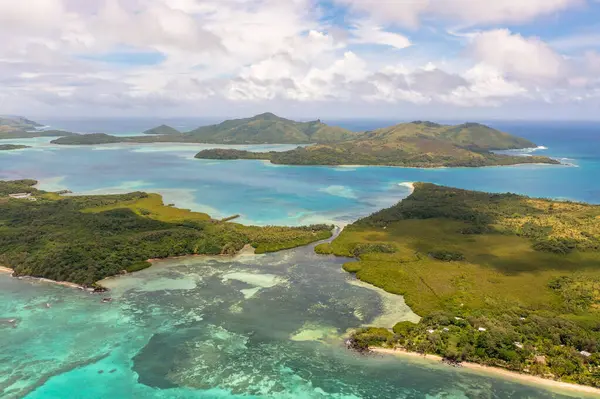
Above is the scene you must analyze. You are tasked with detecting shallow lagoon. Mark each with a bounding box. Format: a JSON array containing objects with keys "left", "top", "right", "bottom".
[
  {"left": 1, "top": 244, "right": 591, "bottom": 398},
  {"left": 1, "top": 120, "right": 600, "bottom": 398}
]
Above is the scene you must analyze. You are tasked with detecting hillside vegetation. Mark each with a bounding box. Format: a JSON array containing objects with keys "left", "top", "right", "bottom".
[
  {"left": 185, "top": 112, "right": 356, "bottom": 144},
  {"left": 316, "top": 183, "right": 600, "bottom": 387},
  {"left": 0, "top": 180, "right": 332, "bottom": 285},
  {"left": 195, "top": 121, "right": 559, "bottom": 168},
  {"left": 52, "top": 113, "right": 357, "bottom": 145}
]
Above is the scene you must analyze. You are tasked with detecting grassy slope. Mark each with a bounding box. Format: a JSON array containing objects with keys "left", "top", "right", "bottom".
[
  {"left": 0, "top": 180, "right": 332, "bottom": 285},
  {"left": 316, "top": 183, "right": 600, "bottom": 386},
  {"left": 195, "top": 122, "right": 559, "bottom": 168}
]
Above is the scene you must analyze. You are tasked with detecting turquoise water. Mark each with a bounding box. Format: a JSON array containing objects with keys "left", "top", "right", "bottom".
[
  {"left": 1, "top": 119, "right": 599, "bottom": 398},
  {"left": 0, "top": 245, "right": 590, "bottom": 399}
]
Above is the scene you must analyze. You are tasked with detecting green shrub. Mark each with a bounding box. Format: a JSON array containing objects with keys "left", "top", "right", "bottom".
[{"left": 429, "top": 250, "right": 465, "bottom": 262}]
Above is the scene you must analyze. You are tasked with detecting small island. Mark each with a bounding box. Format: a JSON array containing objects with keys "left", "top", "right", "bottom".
[
  {"left": 0, "top": 179, "right": 333, "bottom": 286},
  {"left": 143, "top": 124, "right": 181, "bottom": 135},
  {"left": 0, "top": 144, "right": 30, "bottom": 151},
  {"left": 316, "top": 183, "right": 600, "bottom": 387},
  {"left": 195, "top": 121, "right": 560, "bottom": 168}
]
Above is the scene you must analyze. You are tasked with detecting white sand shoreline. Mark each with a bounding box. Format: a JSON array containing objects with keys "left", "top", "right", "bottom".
[
  {"left": 371, "top": 348, "right": 600, "bottom": 396},
  {"left": 0, "top": 265, "right": 86, "bottom": 290}
]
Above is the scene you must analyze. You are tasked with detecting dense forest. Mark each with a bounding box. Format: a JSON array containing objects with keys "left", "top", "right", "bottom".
[
  {"left": 0, "top": 180, "right": 332, "bottom": 286},
  {"left": 316, "top": 183, "right": 600, "bottom": 387}
]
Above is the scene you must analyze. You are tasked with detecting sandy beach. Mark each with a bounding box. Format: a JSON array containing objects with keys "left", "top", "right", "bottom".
[
  {"left": 0, "top": 266, "right": 14, "bottom": 274},
  {"left": 371, "top": 347, "right": 600, "bottom": 396}
]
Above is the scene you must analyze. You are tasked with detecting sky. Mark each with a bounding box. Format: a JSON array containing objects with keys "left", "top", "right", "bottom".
[{"left": 1, "top": 0, "right": 600, "bottom": 120}]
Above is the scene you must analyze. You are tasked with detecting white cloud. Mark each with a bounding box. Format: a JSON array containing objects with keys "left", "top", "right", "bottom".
[
  {"left": 0, "top": 0, "right": 598, "bottom": 116},
  {"left": 468, "top": 29, "right": 569, "bottom": 83},
  {"left": 349, "top": 22, "right": 412, "bottom": 49},
  {"left": 442, "top": 64, "right": 528, "bottom": 106},
  {"left": 335, "top": 0, "right": 583, "bottom": 27}
]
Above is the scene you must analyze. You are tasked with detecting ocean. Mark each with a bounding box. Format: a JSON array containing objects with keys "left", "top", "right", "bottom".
[{"left": 1, "top": 118, "right": 599, "bottom": 398}]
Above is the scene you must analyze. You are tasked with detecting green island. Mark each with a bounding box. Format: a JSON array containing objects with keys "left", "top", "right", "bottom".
[
  {"left": 0, "top": 144, "right": 30, "bottom": 151},
  {"left": 315, "top": 183, "right": 600, "bottom": 387},
  {"left": 0, "top": 179, "right": 332, "bottom": 286},
  {"left": 42, "top": 115, "right": 557, "bottom": 169},
  {"left": 194, "top": 121, "right": 559, "bottom": 168},
  {"left": 143, "top": 124, "right": 181, "bottom": 135},
  {"left": 51, "top": 113, "right": 357, "bottom": 145}
]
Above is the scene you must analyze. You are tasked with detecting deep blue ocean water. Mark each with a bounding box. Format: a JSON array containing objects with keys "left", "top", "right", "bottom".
[{"left": 1, "top": 118, "right": 599, "bottom": 398}]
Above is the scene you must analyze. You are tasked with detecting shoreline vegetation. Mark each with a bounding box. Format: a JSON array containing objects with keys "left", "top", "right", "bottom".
[
  {"left": 370, "top": 347, "right": 600, "bottom": 396},
  {"left": 321, "top": 183, "right": 600, "bottom": 389},
  {"left": 0, "top": 179, "right": 333, "bottom": 287}
]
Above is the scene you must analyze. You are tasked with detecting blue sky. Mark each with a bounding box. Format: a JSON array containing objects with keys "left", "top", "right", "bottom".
[{"left": 1, "top": 0, "right": 600, "bottom": 120}]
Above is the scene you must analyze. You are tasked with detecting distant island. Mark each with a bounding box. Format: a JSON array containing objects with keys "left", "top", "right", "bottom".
[
  {"left": 0, "top": 144, "right": 30, "bottom": 151},
  {"left": 0, "top": 116, "right": 80, "bottom": 140},
  {"left": 5, "top": 114, "right": 558, "bottom": 168},
  {"left": 0, "top": 179, "right": 333, "bottom": 286},
  {"left": 195, "top": 121, "right": 559, "bottom": 168},
  {"left": 0, "top": 115, "right": 43, "bottom": 130},
  {"left": 316, "top": 183, "right": 600, "bottom": 387},
  {"left": 51, "top": 113, "right": 358, "bottom": 145},
  {"left": 143, "top": 124, "right": 181, "bottom": 135}
]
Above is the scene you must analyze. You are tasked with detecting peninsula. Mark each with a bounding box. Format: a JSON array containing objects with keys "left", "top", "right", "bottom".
[
  {"left": 316, "top": 183, "right": 600, "bottom": 387},
  {"left": 194, "top": 121, "right": 559, "bottom": 168},
  {"left": 0, "top": 115, "right": 43, "bottom": 130},
  {"left": 0, "top": 179, "right": 333, "bottom": 286},
  {"left": 0, "top": 115, "right": 80, "bottom": 140}
]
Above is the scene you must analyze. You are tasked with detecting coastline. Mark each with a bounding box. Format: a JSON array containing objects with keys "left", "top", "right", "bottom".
[
  {"left": 0, "top": 266, "right": 86, "bottom": 290},
  {"left": 370, "top": 347, "right": 600, "bottom": 396},
  {"left": 248, "top": 158, "right": 566, "bottom": 169}
]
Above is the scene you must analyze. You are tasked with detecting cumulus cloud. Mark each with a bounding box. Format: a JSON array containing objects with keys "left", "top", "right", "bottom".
[
  {"left": 0, "top": 0, "right": 598, "bottom": 116},
  {"left": 468, "top": 29, "right": 569, "bottom": 83}
]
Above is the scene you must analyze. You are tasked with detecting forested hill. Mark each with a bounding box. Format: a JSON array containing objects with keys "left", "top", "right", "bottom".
[
  {"left": 53, "top": 113, "right": 358, "bottom": 145},
  {"left": 184, "top": 112, "right": 357, "bottom": 144},
  {"left": 143, "top": 124, "right": 181, "bottom": 135},
  {"left": 0, "top": 180, "right": 333, "bottom": 286},
  {"left": 194, "top": 121, "right": 558, "bottom": 168},
  {"left": 316, "top": 183, "right": 600, "bottom": 387},
  {"left": 363, "top": 121, "right": 536, "bottom": 151}
]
